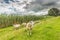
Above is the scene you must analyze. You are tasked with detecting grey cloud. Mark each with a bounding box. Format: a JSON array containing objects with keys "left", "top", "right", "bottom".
[
  {"left": 34, "top": 0, "right": 58, "bottom": 5},
  {"left": 26, "top": 0, "right": 60, "bottom": 11}
]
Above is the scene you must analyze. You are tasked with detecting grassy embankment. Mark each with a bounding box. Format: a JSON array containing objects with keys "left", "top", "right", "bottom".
[{"left": 0, "top": 16, "right": 60, "bottom": 40}]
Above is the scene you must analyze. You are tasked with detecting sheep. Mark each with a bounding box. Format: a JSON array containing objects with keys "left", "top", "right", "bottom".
[
  {"left": 13, "top": 24, "right": 20, "bottom": 30},
  {"left": 22, "top": 23, "right": 27, "bottom": 27},
  {"left": 21, "top": 21, "right": 39, "bottom": 36},
  {"left": 26, "top": 21, "right": 34, "bottom": 30},
  {"left": 25, "top": 21, "right": 35, "bottom": 36}
]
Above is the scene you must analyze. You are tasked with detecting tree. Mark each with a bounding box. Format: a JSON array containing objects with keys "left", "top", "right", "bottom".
[{"left": 48, "top": 8, "right": 60, "bottom": 16}]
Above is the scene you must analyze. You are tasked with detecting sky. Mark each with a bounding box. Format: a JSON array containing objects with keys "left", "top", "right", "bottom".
[{"left": 0, "top": 0, "right": 60, "bottom": 15}]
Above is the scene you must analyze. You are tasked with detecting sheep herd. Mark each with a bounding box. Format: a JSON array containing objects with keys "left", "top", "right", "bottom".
[{"left": 13, "top": 21, "right": 39, "bottom": 36}]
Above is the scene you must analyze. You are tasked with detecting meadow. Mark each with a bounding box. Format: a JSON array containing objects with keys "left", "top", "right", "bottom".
[{"left": 0, "top": 16, "right": 60, "bottom": 40}]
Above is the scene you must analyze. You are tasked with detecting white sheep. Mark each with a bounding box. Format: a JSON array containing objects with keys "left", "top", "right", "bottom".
[
  {"left": 25, "top": 21, "right": 35, "bottom": 36},
  {"left": 22, "top": 22, "right": 27, "bottom": 27},
  {"left": 13, "top": 24, "right": 20, "bottom": 30}
]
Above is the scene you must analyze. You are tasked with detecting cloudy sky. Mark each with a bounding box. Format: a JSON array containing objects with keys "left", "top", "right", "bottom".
[{"left": 0, "top": 0, "right": 60, "bottom": 15}]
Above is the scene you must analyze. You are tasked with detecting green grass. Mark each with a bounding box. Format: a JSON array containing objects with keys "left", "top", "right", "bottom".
[{"left": 0, "top": 16, "right": 60, "bottom": 40}]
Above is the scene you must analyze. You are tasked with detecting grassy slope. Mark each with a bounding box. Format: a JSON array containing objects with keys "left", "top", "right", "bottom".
[{"left": 0, "top": 16, "right": 60, "bottom": 40}]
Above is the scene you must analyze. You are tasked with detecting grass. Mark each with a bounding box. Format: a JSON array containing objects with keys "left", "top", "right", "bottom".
[{"left": 0, "top": 16, "right": 60, "bottom": 40}]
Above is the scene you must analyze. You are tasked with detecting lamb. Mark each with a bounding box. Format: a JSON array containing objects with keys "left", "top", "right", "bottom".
[
  {"left": 13, "top": 23, "right": 20, "bottom": 30},
  {"left": 22, "top": 22, "right": 27, "bottom": 27},
  {"left": 26, "top": 21, "right": 34, "bottom": 30},
  {"left": 25, "top": 21, "right": 34, "bottom": 36}
]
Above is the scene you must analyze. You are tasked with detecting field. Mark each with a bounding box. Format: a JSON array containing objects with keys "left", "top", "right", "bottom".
[{"left": 0, "top": 16, "right": 60, "bottom": 40}]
